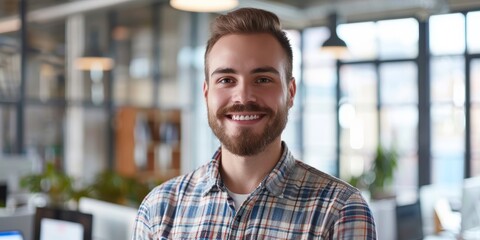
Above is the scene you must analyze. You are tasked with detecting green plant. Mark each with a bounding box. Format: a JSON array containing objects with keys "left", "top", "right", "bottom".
[
  {"left": 89, "top": 170, "right": 152, "bottom": 207},
  {"left": 20, "top": 163, "right": 152, "bottom": 208},
  {"left": 20, "top": 162, "right": 90, "bottom": 207},
  {"left": 346, "top": 144, "right": 398, "bottom": 199},
  {"left": 369, "top": 144, "right": 398, "bottom": 197}
]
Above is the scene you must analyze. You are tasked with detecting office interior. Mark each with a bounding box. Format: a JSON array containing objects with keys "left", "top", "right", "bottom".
[{"left": 0, "top": 0, "right": 480, "bottom": 239}]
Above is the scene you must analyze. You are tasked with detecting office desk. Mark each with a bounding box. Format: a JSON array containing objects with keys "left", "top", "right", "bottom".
[{"left": 0, "top": 206, "right": 34, "bottom": 240}]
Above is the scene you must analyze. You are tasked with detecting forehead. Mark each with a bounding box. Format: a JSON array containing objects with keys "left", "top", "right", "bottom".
[{"left": 207, "top": 33, "right": 287, "bottom": 74}]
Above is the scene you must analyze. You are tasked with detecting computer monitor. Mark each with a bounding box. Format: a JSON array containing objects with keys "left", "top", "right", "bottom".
[
  {"left": 461, "top": 176, "right": 480, "bottom": 237},
  {"left": 396, "top": 200, "right": 424, "bottom": 240},
  {"left": 0, "top": 230, "right": 24, "bottom": 240},
  {"left": 34, "top": 207, "right": 93, "bottom": 240},
  {"left": 78, "top": 197, "right": 138, "bottom": 240},
  {"left": 0, "top": 183, "right": 6, "bottom": 208}
]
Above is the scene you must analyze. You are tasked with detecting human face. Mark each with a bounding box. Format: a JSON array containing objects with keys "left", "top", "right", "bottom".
[{"left": 204, "top": 33, "right": 296, "bottom": 156}]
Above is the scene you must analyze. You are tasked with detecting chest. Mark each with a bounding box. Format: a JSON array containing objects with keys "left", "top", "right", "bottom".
[{"left": 155, "top": 192, "right": 336, "bottom": 239}]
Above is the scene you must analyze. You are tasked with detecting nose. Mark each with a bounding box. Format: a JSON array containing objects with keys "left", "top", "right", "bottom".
[{"left": 232, "top": 81, "right": 256, "bottom": 104}]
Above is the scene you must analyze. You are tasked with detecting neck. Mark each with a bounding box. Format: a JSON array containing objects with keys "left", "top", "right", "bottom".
[{"left": 220, "top": 138, "right": 283, "bottom": 194}]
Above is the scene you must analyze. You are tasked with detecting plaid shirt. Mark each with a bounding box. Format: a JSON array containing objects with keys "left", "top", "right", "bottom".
[{"left": 132, "top": 143, "right": 376, "bottom": 239}]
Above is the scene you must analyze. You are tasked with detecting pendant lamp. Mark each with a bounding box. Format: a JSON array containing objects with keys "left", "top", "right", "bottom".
[
  {"left": 170, "top": 0, "right": 238, "bottom": 12},
  {"left": 76, "top": 30, "right": 114, "bottom": 71},
  {"left": 321, "top": 13, "right": 348, "bottom": 59}
]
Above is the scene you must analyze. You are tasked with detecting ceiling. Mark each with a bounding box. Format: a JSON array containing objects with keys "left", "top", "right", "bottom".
[
  {"left": 242, "top": 0, "right": 480, "bottom": 28},
  {"left": 1, "top": 0, "right": 480, "bottom": 29}
]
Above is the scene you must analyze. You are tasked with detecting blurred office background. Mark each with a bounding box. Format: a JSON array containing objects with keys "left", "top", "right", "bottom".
[{"left": 1, "top": 0, "right": 480, "bottom": 239}]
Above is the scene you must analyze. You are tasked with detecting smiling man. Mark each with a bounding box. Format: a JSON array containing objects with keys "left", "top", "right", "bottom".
[{"left": 132, "top": 8, "right": 376, "bottom": 240}]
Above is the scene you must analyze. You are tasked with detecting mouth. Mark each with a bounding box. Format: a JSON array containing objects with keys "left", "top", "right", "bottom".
[{"left": 226, "top": 113, "right": 265, "bottom": 121}]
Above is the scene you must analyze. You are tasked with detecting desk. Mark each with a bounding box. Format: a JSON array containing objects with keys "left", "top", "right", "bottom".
[{"left": 0, "top": 206, "right": 34, "bottom": 240}]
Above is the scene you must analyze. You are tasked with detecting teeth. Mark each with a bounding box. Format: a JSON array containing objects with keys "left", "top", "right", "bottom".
[{"left": 232, "top": 115, "right": 260, "bottom": 121}]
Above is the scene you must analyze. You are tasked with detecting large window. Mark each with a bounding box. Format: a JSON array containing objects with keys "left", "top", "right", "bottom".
[
  {"left": 472, "top": 59, "right": 480, "bottom": 176},
  {"left": 337, "top": 18, "right": 419, "bottom": 192},
  {"left": 468, "top": 11, "right": 480, "bottom": 176},
  {"left": 430, "top": 56, "right": 465, "bottom": 184},
  {"left": 299, "top": 11, "right": 480, "bottom": 191},
  {"left": 302, "top": 27, "right": 337, "bottom": 175},
  {"left": 339, "top": 64, "right": 378, "bottom": 179},
  {"left": 428, "top": 11, "right": 480, "bottom": 183},
  {"left": 0, "top": 0, "right": 20, "bottom": 153}
]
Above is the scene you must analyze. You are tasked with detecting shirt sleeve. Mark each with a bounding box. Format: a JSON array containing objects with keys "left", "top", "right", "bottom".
[
  {"left": 131, "top": 195, "right": 154, "bottom": 240},
  {"left": 330, "top": 191, "right": 377, "bottom": 239}
]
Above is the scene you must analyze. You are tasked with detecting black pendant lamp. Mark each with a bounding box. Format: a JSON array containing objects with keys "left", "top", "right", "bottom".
[
  {"left": 321, "top": 13, "right": 348, "bottom": 59},
  {"left": 76, "top": 29, "right": 114, "bottom": 71}
]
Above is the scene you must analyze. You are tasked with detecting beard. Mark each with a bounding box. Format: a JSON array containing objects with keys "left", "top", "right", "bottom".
[{"left": 207, "top": 101, "right": 289, "bottom": 156}]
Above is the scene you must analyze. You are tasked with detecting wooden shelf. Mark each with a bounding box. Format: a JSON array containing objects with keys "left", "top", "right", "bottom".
[{"left": 115, "top": 107, "right": 181, "bottom": 183}]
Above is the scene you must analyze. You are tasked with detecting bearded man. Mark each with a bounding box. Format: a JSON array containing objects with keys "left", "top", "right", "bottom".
[{"left": 132, "top": 7, "right": 376, "bottom": 240}]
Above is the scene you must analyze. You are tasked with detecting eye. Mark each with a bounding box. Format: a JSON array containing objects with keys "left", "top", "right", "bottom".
[
  {"left": 256, "top": 77, "right": 272, "bottom": 83},
  {"left": 218, "top": 77, "right": 234, "bottom": 84}
]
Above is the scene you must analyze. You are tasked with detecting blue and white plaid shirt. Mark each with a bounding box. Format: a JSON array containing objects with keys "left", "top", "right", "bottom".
[{"left": 132, "top": 143, "right": 376, "bottom": 239}]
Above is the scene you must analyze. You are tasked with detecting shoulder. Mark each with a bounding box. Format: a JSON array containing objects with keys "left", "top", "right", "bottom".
[
  {"left": 138, "top": 163, "right": 210, "bottom": 215},
  {"left": 287, "top": 160, "right": 360, "bottom": 201},
  {"left": 288, "top": 161, "right": 376, "bottom": 239}
]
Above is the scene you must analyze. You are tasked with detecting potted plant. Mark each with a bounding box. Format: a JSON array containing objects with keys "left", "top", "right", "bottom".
[
  {"left": 21, "top": 163, "right": 154, "bottom": 209},
  {"left": 20, "top": 162, "right": 90, "bottom": 208},
  {"left": 369, "top": 144, "right": 398, "bottom": 199},
  {"left": 347, "top": 144, "right": 398, "bottom": 200}
]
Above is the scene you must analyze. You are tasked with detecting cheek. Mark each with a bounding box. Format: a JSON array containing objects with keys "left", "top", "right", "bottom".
[
  {"left": 207, "top": 91, "right": 227, "bottom": 111},
  {"left": 269, "top": 90, "right": 289, "bottom": 106}
]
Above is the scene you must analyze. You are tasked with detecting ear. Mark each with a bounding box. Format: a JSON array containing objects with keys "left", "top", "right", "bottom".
[
  {"left": 203, "top": 80, "right": 208, "bottom": 101},
  {"left": 287, "top": 77, "right": 296, "bottom": 108}
]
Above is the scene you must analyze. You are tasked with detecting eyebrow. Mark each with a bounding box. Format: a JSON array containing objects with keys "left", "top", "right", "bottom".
[
  {"left": 251, "top": 66, "right": 280, "bottom": 76},
  {"left": 210, "top": 66, "right": 280, "bottom": 77},
  {"left": 211, "top": 68, "right": 236, "bottom": 77}
]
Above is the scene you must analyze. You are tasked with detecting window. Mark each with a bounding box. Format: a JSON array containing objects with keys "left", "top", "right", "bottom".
[
  {"left": 429, "top": 13, "right": 467, "bottom": 184},
  {"left": 338, "top": 22, "right": 377, "bottom": 60},
  {"left": 430, "top": 13, "right": 465, "bottom": 55},
  {"left": 467, "top": 11, "right": 480, "bottom": 54},
  {"left": 380, "top": 62, "right": 418, "bottom": 189},
  {"left": 339, "top": 64, "right": 377, "bottom": 179},
  {"left": 283, "top": 30, "right": 302, "bottom": 158},
  {"left": 377, "top": 18, "right": 418, "bottom": 59},
  {"left": 302, "top": 27, "right": 337, "bottom": 175},
  {"left": 336, "top": 18, "right": 419, "bottom": 193},
  {"left": 471, "top": 59, "right": 480, "bottom": 176}
]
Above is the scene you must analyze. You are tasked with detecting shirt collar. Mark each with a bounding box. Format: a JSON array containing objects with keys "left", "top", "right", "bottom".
[{"left": 201, "top": 142, "right": 295, "bottom": 198}]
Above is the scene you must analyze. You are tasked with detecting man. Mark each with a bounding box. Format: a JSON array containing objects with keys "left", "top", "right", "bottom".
[{"left": 132, "top": 8, "right": 376, "bottom": 239}]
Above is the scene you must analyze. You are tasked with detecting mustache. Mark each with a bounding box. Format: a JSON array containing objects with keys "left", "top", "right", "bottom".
[{"left": 217, "top": 103, "right": 273, "bottom": 116}]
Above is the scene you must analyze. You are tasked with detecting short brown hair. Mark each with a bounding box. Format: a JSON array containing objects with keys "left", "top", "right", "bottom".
[{"left": 204, "top": 8, "right": 293, "bottom": 83}]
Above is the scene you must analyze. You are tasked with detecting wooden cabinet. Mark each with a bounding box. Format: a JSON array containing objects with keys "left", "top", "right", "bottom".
[{"left": 115, "top": 107, "right": 181, "bottom": 183}]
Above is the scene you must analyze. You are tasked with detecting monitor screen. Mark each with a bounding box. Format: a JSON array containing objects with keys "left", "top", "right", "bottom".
[
  {"left": 34, "top": 207, "right": 92, "bottom": 240},
  {"left": 461, "top": 176, "right": 480, "bottom": 233},
  {"left": 40, "top": 218, "right": 83, "bottom": 240},
  {"left": 0, "top": 230, "right": 24, "bottom": 240},
  {"left": 78, "top": 197, "right": 138, "bottom": 240}
]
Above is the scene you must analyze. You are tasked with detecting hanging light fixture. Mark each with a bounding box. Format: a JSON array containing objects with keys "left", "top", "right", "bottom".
[
  {"left": 170, "top": 0, "right": 238, "bottom": 12},
  {"left": 321, "top": 13, "right": 348, "bottom": 59},
  {"left": 76, "top": 29, "right": 114, "bottom": 71}
]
